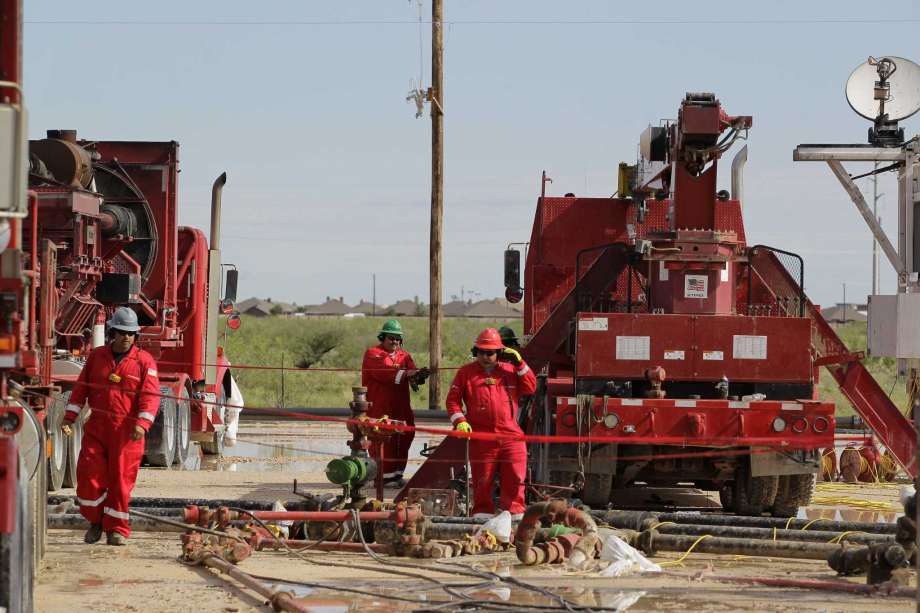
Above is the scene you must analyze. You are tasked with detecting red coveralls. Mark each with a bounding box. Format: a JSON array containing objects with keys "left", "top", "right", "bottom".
[
  {"left": 446, "top": 360, "right": 536, "bottom": 515},
  {"left": 361, "top": 345, "right": 417, "bottom": 479},
  {"left": 64, "top": 344, "right": 160, "bottom": 537}
]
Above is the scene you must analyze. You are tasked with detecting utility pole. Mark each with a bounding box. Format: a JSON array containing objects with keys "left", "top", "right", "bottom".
[
  {"left": 428, "top": 0, "right": 444, "bottom": 409},
  {"left": 842, "top": 282, "right": 847, "bottom": 324},
  {"left": 871, "top": 162, "right": 879, "bottom": 295},
  {"left": 372, "top": 273, "right": 376, "bottom": 316}
]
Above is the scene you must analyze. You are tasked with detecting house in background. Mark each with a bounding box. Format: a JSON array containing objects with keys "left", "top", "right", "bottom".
[
  {"left": 819, "top": 303, "right": 868, "bottom": 325},
  {"left": 464, "top": 298, "right": 523, "bottom": 319},
  {"left": 236, "top": 297, "right": 296, "bottom": 317},
  {"left": 303, "top": 296, "right": 355, "bottom": 317}
]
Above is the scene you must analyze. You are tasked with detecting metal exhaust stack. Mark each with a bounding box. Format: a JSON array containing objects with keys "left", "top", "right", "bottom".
[
  {"left": 731, "top": 144, "right": 748, "bottom": 208},
  {"left": 210, "top": 172, "right": 226, "bottom": 251},
  {"left": 204, "top": 172, "right": 227, "bottom": 387}
]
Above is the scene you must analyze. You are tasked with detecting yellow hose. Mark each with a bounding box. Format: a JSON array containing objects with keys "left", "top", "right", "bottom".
[{"left": 658, "top": 534, "right": 712, "bottom": 567}]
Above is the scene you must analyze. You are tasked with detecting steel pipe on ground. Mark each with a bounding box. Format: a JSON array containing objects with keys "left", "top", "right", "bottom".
[
  {"left": 49, "top": 506, "right": 188, "bottom": 517},
  {"left": 48, "top": 513, "right": 185, "bottom": 533},
  {"left": 199, "top": 554, "right": 315, "bottom": 613},
  {"left": 252, "top": 537, "right": 391, "bottom": 554},
  {"left": 227, "top": 509, "right": 420, "bottom": 523},
  {"left": 645, "top": 532, "right": 843, "bottom": 560},
  {"left": 657, "top": 514, "right": 898, "bottom": 535},
  {"left": 652, "top": 522, "right": 895, "bottom": 546},
  {"left": 48, "top": 495, "right": 278, "bottom": 511},
  {"left": 664, "top": 570, "right": 916, "bottom": 598},
  {"left": 596, "top": 509, "right": 898, "bottom": 535}
]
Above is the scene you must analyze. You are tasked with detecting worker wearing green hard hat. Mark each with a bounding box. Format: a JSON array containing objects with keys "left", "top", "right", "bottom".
[
  {"left": 378, "top": 319, "right": 404, "bottom": 339},
  {"left": 361, "top": 319, "right": 429, "bottom": 487}
]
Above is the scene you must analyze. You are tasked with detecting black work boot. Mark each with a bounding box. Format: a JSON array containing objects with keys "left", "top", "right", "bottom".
[
  {"left": 106, "top": 531, "right": 128, "bottom": 546},
  {"left": 84, "top": 524, "right": 103, "bottom": 544}
]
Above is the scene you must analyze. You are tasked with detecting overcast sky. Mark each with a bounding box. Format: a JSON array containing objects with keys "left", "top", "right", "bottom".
[{"left": 23, "top": 1, "right": 920, "bottom": 307}]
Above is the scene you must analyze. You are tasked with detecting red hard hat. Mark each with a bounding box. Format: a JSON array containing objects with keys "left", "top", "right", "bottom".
[{"left": 474, "top": 328, "right": 504, "bottom": 350}]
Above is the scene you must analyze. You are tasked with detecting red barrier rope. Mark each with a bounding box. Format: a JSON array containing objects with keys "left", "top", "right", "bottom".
[{"left": 42, "top": 376, "right": 851, "bottom": 450}]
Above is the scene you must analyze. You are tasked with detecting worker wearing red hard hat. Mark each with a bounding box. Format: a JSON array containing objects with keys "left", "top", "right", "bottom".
[
  {"left": 63, "top": 307, "right": 161, "bottom": 546},
  {"left": 446, "top": 327, "right": 536, "bottom": 519},
  {"left": 361, "top": 319, "right": 429, "bottom": 487}
]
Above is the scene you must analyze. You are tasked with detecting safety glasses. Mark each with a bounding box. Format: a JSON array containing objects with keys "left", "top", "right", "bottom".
[{"left": 114, "top": 330, "right": 137, "bottom": 338}]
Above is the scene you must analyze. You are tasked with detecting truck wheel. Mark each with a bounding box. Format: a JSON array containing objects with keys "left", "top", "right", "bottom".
[
  {"left": 771, "top": 474, "right": 816, "bottom": 517},
  {"left": 144, "top": 386, "right": 176, "bottom": 467},
  {"left": 173, "top": 386, "right": 191, "bottom": 465},
  {"left": 200, "top": 390, "right": 226, "bottom": 456},
  {"left": 45, "top": 393, "right": 67, "bottom": 491},
  {"left": 731, "top": 470, "right": 778, "bottom": 516},
  {"left": 31, "top": 444, "right": 47, "bottom": 574},
  {"left": 580, "top": 473, "right": 613, "bottom": 506},
  {"left": 200, "top": 427, "right": 225, "bottom": 456},
  {"left": 0, "top": 461, "right": 34, "bottom": 613},
  {"left": 63, "top": 408, "right": 83, "bottom": 488}
]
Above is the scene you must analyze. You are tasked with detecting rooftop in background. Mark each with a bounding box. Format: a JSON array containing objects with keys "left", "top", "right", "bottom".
[{"left": 234, "top": 296, "right": 522, "bottom": 318}]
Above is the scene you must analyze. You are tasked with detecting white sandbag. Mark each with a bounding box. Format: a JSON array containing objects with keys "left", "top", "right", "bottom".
[
  {"left": 598, "top": 534, "right": 661, "bottom": 577},
  {"left": 475, "top": 511, "right": 512, "bottom": 543},
  {"left": 225, "top": 373, "right": 245, "bottom": 441}
]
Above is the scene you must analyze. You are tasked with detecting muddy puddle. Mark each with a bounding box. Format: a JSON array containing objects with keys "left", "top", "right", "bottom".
[
  {"left": 251, "top": 576, "right": 887, "bottom": 612},
  {"left": 187, "top": 433, "right": 441, "bottom": 476}
]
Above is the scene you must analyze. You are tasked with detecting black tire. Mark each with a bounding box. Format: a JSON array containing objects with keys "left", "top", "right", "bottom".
[
  {"left": 731, "top": 470, "right": 779, "bottom": 516},
  {"left": 45, "top": 394, "right": 67, "bottom": 491},
  {"left": 200, "top": 426, "right": 225, "bottom": 456},
  {"left": 31, "top": 444, "right": 47, "bottom": 575},
  {"left": 718, "top": 484, "right": 733, "bottom": 511},
  {"left": 200, "top": 390, "right": 226, "bottom": 456},
  {"left": 0, "top": 456, "right": 35, "bottom": 613},
  {"left": 581, "top": 473, "right": 613, "bottom": 506},
  {"left": 144, "top": 386, "right": 177, "bottom": 467},
  {"left": 63, "top": 405, "right": 83, "bottom": 489},
  {"left": 771, "top": 474, "right": 817, "bottom": 517},
  {"left": 173, "top": 386, "right": 191, "bottom": 465}
]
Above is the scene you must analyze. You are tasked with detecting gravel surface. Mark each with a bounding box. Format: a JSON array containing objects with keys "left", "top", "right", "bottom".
[{"left": 35, "top": 420, "right": 916, "bottom": 612}]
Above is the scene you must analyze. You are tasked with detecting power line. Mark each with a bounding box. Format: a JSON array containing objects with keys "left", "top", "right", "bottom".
[{"left": 23, "top": 17, "right": 920, "bottom": 26}]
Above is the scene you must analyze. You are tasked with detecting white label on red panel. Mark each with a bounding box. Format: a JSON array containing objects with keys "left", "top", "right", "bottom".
[
  {"left": 684, "top": 274, "right": 708, "bottom": 298},
  {"left": 664, "top": 350, "right": 685, "bottom": 360},
  {"left": 720, "top": 267, "right": 729, "bottom": 282},
  {"left": 702, "top": 351, "right": 724, "bottom": 361},
  {"left": 733, "top": 335, "right": 768, "bottom": 359},
  {"left": 659, "top": 261, "right": 669, "bottom": 281},
  {"left": 616, "top": 336, "right": 650, "bottom": 360},
  {"left": 578, "top": 317, "right": 608, "bottom": 331}
]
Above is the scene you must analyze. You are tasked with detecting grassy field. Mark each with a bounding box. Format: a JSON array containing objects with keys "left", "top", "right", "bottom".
[
  {"left": 222, "top": 316, "right": 522, "bottom": 409},
  {"left": 223, "top": 317, "right": 905, "bottom": 417}
]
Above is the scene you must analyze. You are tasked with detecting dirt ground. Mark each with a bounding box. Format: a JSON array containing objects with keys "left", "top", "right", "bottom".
[{"left": 35, "top": 420, "right": 915, "bottom": 612}]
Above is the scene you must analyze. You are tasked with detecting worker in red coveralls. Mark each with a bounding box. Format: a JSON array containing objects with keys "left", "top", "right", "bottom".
[
  {"left": 446, "top": 328, "right": 536, "bottom": 520},
  {"left": 361, "top": 319, "right": 428, "bottom": 487},
  {"left": 62, "top": 307, "right": 160, "bottom": 546}
]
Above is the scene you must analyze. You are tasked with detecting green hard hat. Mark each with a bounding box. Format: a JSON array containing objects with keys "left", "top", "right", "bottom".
[
  {"left": 379, "top": 319, "right": 404, "bottom": 337},
  {"left": 498, "top": 326, "right": 518, "bottom": 343}
]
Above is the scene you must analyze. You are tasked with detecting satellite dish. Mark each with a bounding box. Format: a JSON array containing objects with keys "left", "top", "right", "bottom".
[{"left": 845, "top": 56, "right": 920, "bottom": 122}]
